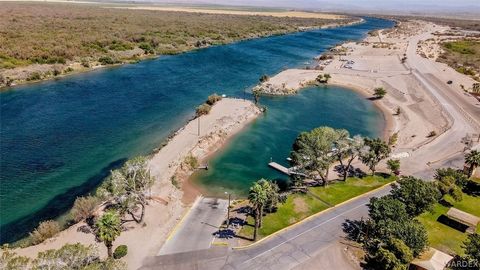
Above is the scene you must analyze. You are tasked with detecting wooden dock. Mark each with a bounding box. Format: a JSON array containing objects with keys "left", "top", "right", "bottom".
[{"left": 268, "top": 162, "right": 291, "bottom": 175}]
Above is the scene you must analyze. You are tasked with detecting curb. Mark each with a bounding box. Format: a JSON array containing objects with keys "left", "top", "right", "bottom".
[
  {"left": 164, "top": 195, "right": 202, "bottom": 242},
  {"left": 232, "top": 180, "right": 395, "bottom": 250}
]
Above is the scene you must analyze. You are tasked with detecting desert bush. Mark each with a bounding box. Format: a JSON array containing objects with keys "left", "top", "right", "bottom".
[
  {"left": 71, "top": 196, "right": 99, "bottom": 223},
  {"left": 29, "top": 220, "right": 61, "bottom": 245},
  {"left": 98, "top": 56, "right": 115, "bottom": 65},
  {"left": 185, "top": 155, "right": 198, "bottom": 170},
  {"left": 206, "top": 93, "right": 222, "bottom": 105},
  {"left": 139, "top": 42, "right": 154, "bottom": 54},
  {"left": 26, "top": 72, "right": 41, "bottom": 81},
  {"left": 0, "top": 2, "right": 352, "bottom": 69},
  {"left": 427, "top": 131, "right": 437, "bottom": 137},
  {"left": 113, "top": 245, "right": 128, "bottom": 259},
  {"left": 196, "top": 104, "right": 211, "bottom": 116},
  {"left": 259, "top": 74, "right": 269, "bottom": 83}
]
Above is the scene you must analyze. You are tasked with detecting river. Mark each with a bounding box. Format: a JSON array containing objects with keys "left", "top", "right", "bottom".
[{"left": 0, "top": 17, "right": 394, "bottom": 243}]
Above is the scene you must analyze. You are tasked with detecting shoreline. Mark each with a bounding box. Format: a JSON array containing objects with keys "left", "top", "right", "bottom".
[
  {"left": 328, "top": 81, "right": 395, "bottom": 141},
  {"left": 0, "top": 17, "right": 363, "bottom": 91},
  {"left": 251, "top": 19, "right": 480, "bottom": 179},
  {"left": 14, "top": 98, "right": 262, "bottom": 269}
]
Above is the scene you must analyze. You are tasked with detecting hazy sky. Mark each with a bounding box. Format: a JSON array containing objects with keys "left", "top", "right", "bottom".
[{"left": 150, "top": 0, "right": 480, "bottom": 13}]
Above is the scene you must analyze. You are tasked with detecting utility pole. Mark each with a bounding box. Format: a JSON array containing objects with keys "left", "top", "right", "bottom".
[{"left": 225, "top": 192, "right": 231, "bottom": 227}]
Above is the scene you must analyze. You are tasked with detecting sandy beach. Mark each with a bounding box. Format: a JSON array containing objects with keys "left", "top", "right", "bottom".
[
  {"left": 14, "top": 98, "right": 261, "bottom": 269},
  {"left": 253, "top": 20, "right": 480, "bottom": 177}
]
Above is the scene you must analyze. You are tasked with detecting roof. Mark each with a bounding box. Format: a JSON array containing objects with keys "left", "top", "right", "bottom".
[
  {"left": 411, "top": 248, "right": 453, "bottom": 270},
  {"left": 446, "top": 207, "right": 480, "bottom": 227}
]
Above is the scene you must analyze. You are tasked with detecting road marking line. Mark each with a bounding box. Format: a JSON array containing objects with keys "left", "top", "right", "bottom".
[
  {"left": 241, "top": 202, "right": 366, "bottom": 265},
  {"left": 233, "top": 182, "right": 393, "bottom": 250}
]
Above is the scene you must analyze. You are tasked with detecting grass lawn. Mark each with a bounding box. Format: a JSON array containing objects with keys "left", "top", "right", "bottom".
[
  {"left": 309, "top": 175, "right": 396, "bottom": 205},
  {"left": 416, "top": 192, "right": 480, "bottom": 256},
  {"left": 239, "top": 175, "right": 395, "bottom": 240}
]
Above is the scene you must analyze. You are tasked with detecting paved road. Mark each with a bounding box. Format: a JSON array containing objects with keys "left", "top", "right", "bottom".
[
  {"left": 158, "top": 197, "right": 228, "bottom": 255},
  {"left": 141, "top": 26, "right": 480, "bottom": 270},
  {"left": 141, "top": 186, "right": 390, "bottom": 269},
  {"left": 401, "top": 31, "right": 480, "bottom": 179}
]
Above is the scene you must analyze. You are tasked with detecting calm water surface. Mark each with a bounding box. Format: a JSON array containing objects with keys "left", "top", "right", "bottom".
[
  {"left": 193, "top": 86, "right": 383, "bottom": 196},
  {"left": 0, "top": 17, "right": 394, "bottom": 242}
]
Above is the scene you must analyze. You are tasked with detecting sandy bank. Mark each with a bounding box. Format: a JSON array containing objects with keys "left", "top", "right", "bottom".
[
  {"left": 256, "top": 20, "right": 480, "bottom": 178},
  {"left": 14, "top": 98, "right": 261, "bottom": 270}
]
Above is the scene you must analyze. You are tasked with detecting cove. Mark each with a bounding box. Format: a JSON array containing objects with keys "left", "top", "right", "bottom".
[
  {"left": 0, "top": 17, "right": 394, "bottom": 243},
  {"left": 193, "top": 86, "right": 384, "bottom": 196}
]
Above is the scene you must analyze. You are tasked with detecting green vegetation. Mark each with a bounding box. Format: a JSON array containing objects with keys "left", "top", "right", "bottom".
[
  {"left": 416, "top": 193, "right": 480, "bottom": 255},
  {"left": 70, "top": 195, "right": 98, "bottom": 223},
  {"left": 206, "top": 93, "right": 222, "bottom": 105},
  {"left": 316, "top": 73, "right": 331, "bottom": 83},
  {"left": 29, "top": 220, "right": 61, "bottom": 245},
  {"left": 360, "top": 138, "right": 391, "bottom": 175},
  {"left": 438, "top": 39, "right": 480, "bottom": 81},
  {"left": 241, "top": 175, "right": 394, "bottom": 239},
  {"left": 465, "top": 150, "right": 480, "bottom": 177},
  {"left": 113, "top": 245, "right": 128, "bottom": 259},
  {"left": 196, "top": 103, "right": 212, "bottom": 116},
  {"left": 0, "top": 2, "right": 349, "bottom": 70},
  {"left": 373, "top": 87, "right": 387, "bottom": 99},
  {"left": 386, "top": 159, "right": 400, "bottom": 175},
  {"left": 97, "top": 156, "right": 154, "bottom": 224},
  {"left": 309, "top": 175, "right": 395, "bottom": 205},
  {"left": 259, "top": 74, "right": 269, "bottom": 83},
  {"left": 96, "top": 211, "right": 122, "bottom": 258},
  {"left": 0, "top": 243, "right": 126, "bottom": 269},
  {"left": 346, "top": 176, "right": 437, "bottom": 270},
  {"left": 443, "top": 40, "right": 476, "bottom": 55},
  {"left": 26, "top": 72, "right": 41, "bottom": 81},
  {"left": 290, "top": 126, "right": 350, "bottom": 185},
  {"left": 184, "top": 155, "right": 199, "bottom": 170}
]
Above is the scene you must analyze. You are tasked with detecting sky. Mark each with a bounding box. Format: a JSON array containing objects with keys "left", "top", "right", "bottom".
[{"left": 142, "top": 0, "right": 480, "bottom": 15}]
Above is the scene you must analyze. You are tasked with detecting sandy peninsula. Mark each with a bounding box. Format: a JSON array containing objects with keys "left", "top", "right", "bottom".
[
  {"left": 254, "top": 20, "right": 480, "bottom": 177},
  {"left": 14, "top": 98, "right": 261, "bottom": 269}
]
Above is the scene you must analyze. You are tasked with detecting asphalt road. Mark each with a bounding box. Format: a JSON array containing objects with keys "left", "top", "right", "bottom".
[
  {"left": 141, "top": 186, "right": 390, "bottom": 269},
  {"left": 141, "top": 26, "right": 480, "bottom": 270},
  {"left": 401, "top": 32, "right": 480, "bottom": 179},
  {"left": 158, "top": 197, "right": 228, "bottom": 255}
]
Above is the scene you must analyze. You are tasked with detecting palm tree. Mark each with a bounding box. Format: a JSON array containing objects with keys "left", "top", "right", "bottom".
[
  {"left": 96, "top": 210, "right": 122, "bottom": 258},
  {"left": 465, "top": 150, "right": 480, "bottom": 177},
  {"left": 248, "top": 181, "right": 267, "bottom": 241}
]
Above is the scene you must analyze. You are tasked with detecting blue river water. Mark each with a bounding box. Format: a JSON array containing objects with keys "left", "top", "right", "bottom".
[{"left": 0, "top": 17, "right": 394, "bottom": 243}]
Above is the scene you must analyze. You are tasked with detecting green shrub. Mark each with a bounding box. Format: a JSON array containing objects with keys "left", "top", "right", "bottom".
[
  {"left": 206, "top": 93, "right": 222, "bottom": 105},
  {"left": 71, "top": 196, "right": 99, "bottom": 223},
  {"left": 26, "top": 72, "right": 41, "bottom": 81},
  {"left": 81, "top": 59, "right": 90, "bottom": 68},
  {"left": 259, "top": 74, "right": 269, "bottom": 83},
  {"left": 108, "top": 41, "right": 133, "bottom": 51},
  {"left": 29, "top": 220, "right": 61, "bottom": 245},
  {"left": 99, "top": 56, "right": 115, "bottom": 65},
  {"left": 139, "top": 42, "right": 154, "bottom": 54},
  {"left": 196, "top": 103, "right": 211, "bottom": 116},
  {"left": 113, "top": 245, "right": 128, "bottom": 259},
  {"left": 185, "top": 155, "right": 198, "bottom": 170}
]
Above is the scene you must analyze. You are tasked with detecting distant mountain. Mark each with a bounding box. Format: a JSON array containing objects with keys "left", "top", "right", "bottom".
[{"left": 79, "top": 0, "right": 480, "bottom": 19}]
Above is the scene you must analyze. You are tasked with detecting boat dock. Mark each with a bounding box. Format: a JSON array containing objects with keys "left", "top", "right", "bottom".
[{"left": 268, "top": 162, "right": 291, "bottom": 175}]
